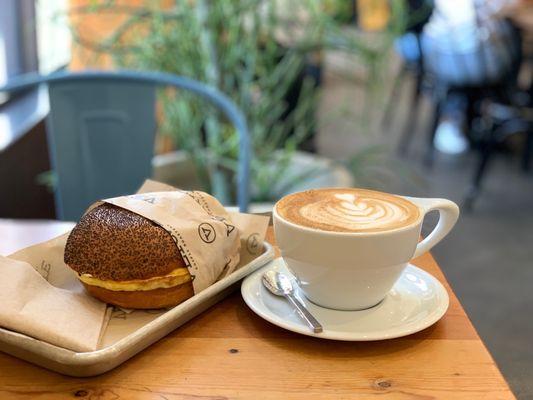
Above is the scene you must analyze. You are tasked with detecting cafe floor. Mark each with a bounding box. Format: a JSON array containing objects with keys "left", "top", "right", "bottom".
[{"left": 317, "top": 56, "right": 533, "bottom": 399}]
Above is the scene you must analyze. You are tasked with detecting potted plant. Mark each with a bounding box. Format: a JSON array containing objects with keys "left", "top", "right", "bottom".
[{"left": 68, "top": 0, "right": 406, "bottom": 206}]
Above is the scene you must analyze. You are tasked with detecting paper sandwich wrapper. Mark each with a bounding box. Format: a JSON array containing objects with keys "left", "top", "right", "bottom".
[{"left": 0, "top": 180, "right": 269, "bottom": 352}]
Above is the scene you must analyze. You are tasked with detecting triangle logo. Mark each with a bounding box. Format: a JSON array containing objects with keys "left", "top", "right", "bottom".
[
  {"left": 224, "top": 222, "right": 236, "bottom": 236},
  {"left": 202, "top": 227, "right": 212, "bottom": 240}
]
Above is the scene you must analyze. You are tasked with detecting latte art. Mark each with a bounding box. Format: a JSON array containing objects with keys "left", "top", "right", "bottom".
[{"left": 276, "top": 188, "right": 420, "bottom": 233}]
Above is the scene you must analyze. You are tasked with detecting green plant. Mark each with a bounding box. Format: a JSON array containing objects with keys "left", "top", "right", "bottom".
[
  {"left": 323, "top": 0, "right": 355, "bottom": 24},
  {"left": 69, "top": 0, "right": 407, "bottom": 203}
]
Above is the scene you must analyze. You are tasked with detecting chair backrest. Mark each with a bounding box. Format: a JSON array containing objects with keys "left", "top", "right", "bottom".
[
  {"left": 1, "top": 70, "right": 250, "bottom": 220},
  {"left": 47, "top": 79, "right": 157, "bottom": 220}
]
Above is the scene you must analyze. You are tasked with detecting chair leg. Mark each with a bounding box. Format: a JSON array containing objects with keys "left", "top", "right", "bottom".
[
  {"left": 463, "top": 137, "right": 495, "bottom": 211},
  {"left": 424, "top": 98, "right": 442, "bottom": 167},
  {"left": 522, "top": 130, "right": 533, "bottom": 172},
  {"left": 397, "top": 68, "right": 423, "bottom": 156},
  {"left": 382, "top": 62, "right": 409, "bottom": 129}
]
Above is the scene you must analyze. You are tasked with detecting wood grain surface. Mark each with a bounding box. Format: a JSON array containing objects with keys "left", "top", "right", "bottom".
[{"left": 0, "top": 220, "right": 515, "bottom": 399}]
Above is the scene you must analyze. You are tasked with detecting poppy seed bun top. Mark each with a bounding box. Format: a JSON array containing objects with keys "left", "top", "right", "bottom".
[{"left": 64, "top": 203, "right": 185, "bottom": 281}]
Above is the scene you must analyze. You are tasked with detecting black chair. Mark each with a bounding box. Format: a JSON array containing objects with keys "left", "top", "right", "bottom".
[{"left": 464, "top": 88, "right": 533, "bottom": 209}]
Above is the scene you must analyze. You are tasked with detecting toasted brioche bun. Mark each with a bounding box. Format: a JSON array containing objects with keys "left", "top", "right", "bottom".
[
  {"left": 82, "top": 281, "right": 194, "bottom": 310},
  {"left": 65, "top": 203, "right": 193, "bottom": 309}
]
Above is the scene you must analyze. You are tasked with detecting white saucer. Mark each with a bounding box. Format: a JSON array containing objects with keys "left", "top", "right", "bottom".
[{"left": 241, "top": 258, "right": 449, "bottom": 341}]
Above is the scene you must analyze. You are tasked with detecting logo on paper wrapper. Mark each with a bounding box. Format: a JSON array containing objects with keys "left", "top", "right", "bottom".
[
  {"left": 130, "top": 194, "right": 156, "bottom": 204},
  {"left": 198, "top": 223, "right": 216, "bottom": 243},
  {"left": 38, "top": 260, "right": 52, "bottom": 281},
  {"left": 112, "top": 308, "right": 127, "bottom": 320},
  {"left": 210, "top": 215, "right": 236, "bottom": 237},
  {"left": 246, "top": 233, "right": 260, "bottom": 255},
  {"left": 224, "top": 221, "right": 236, "bottom": 237}
]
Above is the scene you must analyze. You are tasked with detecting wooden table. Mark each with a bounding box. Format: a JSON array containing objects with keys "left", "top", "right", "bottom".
[{"left": 0, "top": 219, "right": 515, "bottom": 399}]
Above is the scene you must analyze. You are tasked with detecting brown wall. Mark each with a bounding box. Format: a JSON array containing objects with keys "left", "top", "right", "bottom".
[
  {"left": 69, "top": 0, "right": 173, "bottom": 70},
  {"left": 0, "top": 120, "right": 56, "bottom": 219},
  {"left": 69, "top": 0, "right": 176, "bottom": 155}
]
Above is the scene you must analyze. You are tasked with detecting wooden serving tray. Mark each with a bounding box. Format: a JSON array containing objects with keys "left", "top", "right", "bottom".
[{"left": 0, "top": 242, "right": 274, "bottom": 377}]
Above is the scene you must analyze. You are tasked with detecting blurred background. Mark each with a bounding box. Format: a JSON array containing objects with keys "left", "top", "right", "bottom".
[{"left": 1, "top": 0, "right": 533, "bottom": 397}]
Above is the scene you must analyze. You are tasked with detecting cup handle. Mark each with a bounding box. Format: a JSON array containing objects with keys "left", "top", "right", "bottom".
[{"left": 404, "top": 197, "right": 460, "bottom": 259}]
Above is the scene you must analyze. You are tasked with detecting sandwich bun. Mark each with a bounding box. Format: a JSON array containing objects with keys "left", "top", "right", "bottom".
[{"left": 64, "top": 203, "right": 193, "bottom": 309}]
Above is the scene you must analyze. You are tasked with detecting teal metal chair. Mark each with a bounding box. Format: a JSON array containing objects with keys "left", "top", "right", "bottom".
[{"left": 0, "top": 70, "right": 251, "bottom": 220}]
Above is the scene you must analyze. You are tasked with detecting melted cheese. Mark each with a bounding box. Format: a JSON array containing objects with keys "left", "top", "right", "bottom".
[{"left": 79, "top": 268, "right": 191, "bottom": 291}]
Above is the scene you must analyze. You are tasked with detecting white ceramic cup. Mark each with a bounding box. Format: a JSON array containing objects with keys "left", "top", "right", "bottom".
[{"left": 273, "top": 193, "right": 460, "bottom": 310}]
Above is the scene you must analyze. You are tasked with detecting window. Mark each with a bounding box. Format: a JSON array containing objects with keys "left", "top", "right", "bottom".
[
  {"left": 0, "top": 0, "right": 70, "bottom": 92},
  {"left": 0, "top": 0, "right": 38, "bottom": 104},
  {"left": 36, "top": 0, "right": 71, "bottom": 74}
]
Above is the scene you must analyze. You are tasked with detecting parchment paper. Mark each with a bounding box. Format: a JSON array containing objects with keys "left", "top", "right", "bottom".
[{"left": 0, "top": 180, "right": 269, "bottom": 352}]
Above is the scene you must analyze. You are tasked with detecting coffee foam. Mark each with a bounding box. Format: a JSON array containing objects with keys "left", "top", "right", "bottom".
[{"left": 276, "top": 188, "right": 420, "bottom": 233}]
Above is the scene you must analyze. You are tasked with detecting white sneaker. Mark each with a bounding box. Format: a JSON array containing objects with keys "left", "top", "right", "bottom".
[{"left": 434, "top": 120, "right": 469, "bottom": 155}]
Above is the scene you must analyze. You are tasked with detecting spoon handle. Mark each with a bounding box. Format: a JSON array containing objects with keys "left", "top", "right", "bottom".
[{"left": 286, "top": 294, "right": 323, "bottom": 333}]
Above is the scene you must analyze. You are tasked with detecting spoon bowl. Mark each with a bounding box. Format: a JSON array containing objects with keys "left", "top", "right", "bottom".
[{"left": 261, "top": 270, "right": 323, "bottom": 333}]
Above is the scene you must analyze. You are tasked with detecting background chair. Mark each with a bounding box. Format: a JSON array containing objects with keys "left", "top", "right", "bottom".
[
  {"left": 0, "top": 70, "right": 251, "bottom": 220},
  {"left": 464, "top": 87, "right": 533, "bottom": 209}
]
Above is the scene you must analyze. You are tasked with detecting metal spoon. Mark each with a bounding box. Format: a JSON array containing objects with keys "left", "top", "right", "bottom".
[{"left": 262, "top": 270, "right": 323, "bottom": 333}]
